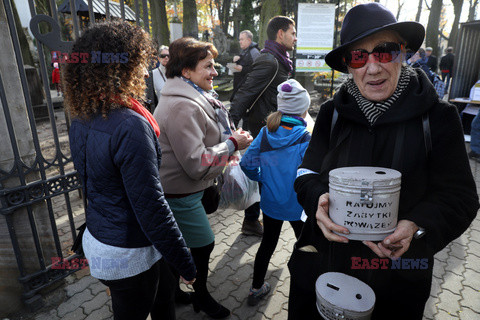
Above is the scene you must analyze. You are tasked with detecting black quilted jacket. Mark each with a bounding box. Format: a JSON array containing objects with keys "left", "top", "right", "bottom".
[{"left": 69, "top": 108, "right": 196, "bottom": 280}]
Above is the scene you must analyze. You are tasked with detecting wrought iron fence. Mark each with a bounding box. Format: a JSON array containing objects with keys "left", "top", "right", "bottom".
[{"left": 0, "top": 0, "right": 152, "bottom": 311}]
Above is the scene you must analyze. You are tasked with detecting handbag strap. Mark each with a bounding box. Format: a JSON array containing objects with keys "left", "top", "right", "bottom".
[
  {"left": 246, "top": 58, "right": 279, "bottom": 113},
  {"left": 422, "top": 113, "right": 432, "bottom": 158},
  {"left": 391, "top": 123, "right": 406, "bottom": 170}
]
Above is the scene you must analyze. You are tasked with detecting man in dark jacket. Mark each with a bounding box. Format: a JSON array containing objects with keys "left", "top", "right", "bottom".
[
  {"left": 230, "top": 16, "right": 296, "bottom": 138},
  {"left": 230, "top": 30, "right": 261, "bottom": 131},
  {"left": 425, "top": 47, "right": 438, "bottom": 73},
  {"left": 231, "top": 30, "right": 261, "bottom": 100},
  {"left": 440, "top": 46, "right": 455, "bottom": 89},
  {"left": 230, "top": 16, "right": 297, "bottom": 236}
]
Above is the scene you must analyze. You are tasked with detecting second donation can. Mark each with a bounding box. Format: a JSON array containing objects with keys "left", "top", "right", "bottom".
[{"left": 329, "top": 167, "right": 401, "bottom": 241}]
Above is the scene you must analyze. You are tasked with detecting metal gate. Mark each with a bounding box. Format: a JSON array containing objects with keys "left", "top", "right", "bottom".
[{"left": 0, "top": 0, "right": 152, "bottom": 312}]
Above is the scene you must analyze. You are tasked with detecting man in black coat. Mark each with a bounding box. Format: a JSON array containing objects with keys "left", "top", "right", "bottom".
[
  {"left": 230, "top": 30, "right": 261, "bottom": 101},
  {"left": 425, "top": 47, "right": 438, "bottom": 73},
  {"left": 440, "top": 46, "right": 455, "bottom": 89},
  {"left": 230, "top": 16, "right": 296, "bottom": 138},
  {"left": 229, "top": 16, "right": 297, "bottom": 236}
]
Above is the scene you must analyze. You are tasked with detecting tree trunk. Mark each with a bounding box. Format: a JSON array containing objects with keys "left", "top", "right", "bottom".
[
  {"left": 448, "top": 0, "right": 464, "bottom": 48},
  {"left": 415, "top": 0, "right": 422, "bottom": 21},
  {"left": 425, "top": 0, "right": 443, "bottom": 57},
  {"left": 149, "top": 0, "right": 170, "bottom": 46},
  {"left": 215, "top": 0, "right": 223, "bottom": 29},
  {"left": 396, "top": 0, "right": 404, "bottom": 20},
  {"left": 468, "top": 0, "right": 479, "bottom": 21},
  {"left": 222, "top": 0, "right": 232, "bottom": 35},
  {"left": 150, "top": 0, "right": 160, "bottom": 45},
  {"left": 182, "top": 0, "right": 198, "bottom": 38},
  {"left": 258, "top": 0, "right": 282, "bottom": 48},
  {"left": 158, "top": 0, "right": 170, "bottom": 45}
]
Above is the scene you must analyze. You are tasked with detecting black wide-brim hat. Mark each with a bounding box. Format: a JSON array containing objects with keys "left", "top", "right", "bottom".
[{"left": 325, "top": 2, "right": 425, "bottom": 73}]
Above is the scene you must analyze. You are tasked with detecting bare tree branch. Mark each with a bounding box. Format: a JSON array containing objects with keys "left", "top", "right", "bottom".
[
  {"left": 425, "top": 0, "right": 431, "bottom": 10},
  {"left": 415, "top": 0, "right": 423, "bottom": 21}
]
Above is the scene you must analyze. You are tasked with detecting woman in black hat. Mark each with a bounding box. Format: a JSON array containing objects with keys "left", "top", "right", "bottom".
[{"left": 288, "top": 3, "right": 478, "bottom": 320}]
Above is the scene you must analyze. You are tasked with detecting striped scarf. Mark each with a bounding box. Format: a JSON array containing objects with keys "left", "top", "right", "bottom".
[{"left": 345, "top": 67, "right": 414, "bottom": 125}]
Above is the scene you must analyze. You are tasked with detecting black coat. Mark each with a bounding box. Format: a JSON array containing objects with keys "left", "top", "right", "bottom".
[
  {"left": 231, "top": 42, "right": 260, "bottom": 99},
  {"left": 229, "top": 52, "right": 290, "bottom": 137},
  {"left": 426, "top": 54, "right": 437, "bottom": 73},
  {"left": 440, "top": 53, "right": 455, "bottom": 75},
  {"left": 289, "top": 69, "right": 478, "bottom": 320}
]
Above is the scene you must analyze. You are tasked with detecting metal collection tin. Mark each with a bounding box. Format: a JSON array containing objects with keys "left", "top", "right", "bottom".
[
  {"left": 316, "top": 272, "right": 375, "bottom": 320},
  {"left": 329, "top": 167, "right": 401, "bottom": 241}
]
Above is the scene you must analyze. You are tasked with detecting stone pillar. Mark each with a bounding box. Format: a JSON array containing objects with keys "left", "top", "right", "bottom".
[
  {"left": 0, "top": 2, "right": 56, "bottom": 316},
  {"left": 169, "top": 22, "right": 182, "bottom": 42}
]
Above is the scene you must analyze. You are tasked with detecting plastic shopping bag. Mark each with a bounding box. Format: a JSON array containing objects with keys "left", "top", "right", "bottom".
[
  {"left": 433, "top": 76, "right": 446, "bottom": 98},
  {"left": 218, "top": 160, "right": 260, "bottom": 210}
]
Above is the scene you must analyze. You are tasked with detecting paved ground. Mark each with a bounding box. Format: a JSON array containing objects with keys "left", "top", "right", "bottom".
[{"left": 9, "top": 153, "right": 480, "bottom": 320}]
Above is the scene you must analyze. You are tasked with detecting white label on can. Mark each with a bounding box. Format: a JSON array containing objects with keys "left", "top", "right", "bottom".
[{"left": 329, "top": 190, "right": 399, "bottom": 240}]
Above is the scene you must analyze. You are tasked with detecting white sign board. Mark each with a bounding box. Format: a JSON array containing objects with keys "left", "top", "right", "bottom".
[{"left": 296, "top": 3, "right": 336, "bottom": 72}]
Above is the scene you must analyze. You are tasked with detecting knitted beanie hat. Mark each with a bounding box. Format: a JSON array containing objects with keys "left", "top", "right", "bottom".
[{"left": 277, "top": 79, "right": 310, "bottom": 115}]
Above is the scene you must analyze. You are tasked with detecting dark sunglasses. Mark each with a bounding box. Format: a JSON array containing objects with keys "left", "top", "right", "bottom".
[
  {"left": 344, "top": 42, "right": 403, "bottom": 69},
  {"left": 160, "top": 54, "right": 169, "bottom": 58}
]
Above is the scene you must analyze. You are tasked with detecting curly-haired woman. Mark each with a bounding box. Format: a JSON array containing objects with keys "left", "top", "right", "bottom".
[
  {"left": 153, "top": 37, "right": 252, "bottom": 319},
  {"left": 64, "top": 21, "right": 196, "bottom": 320}
]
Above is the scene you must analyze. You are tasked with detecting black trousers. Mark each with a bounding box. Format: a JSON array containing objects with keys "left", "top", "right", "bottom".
[
  {"left": 244, "top": 201, "right": 261, "bottom": 221},
  {"left": 252, "top": 214, "right": 303, "bottom": 289},
  {"left": 100, "top": 258, "right": 176, "bottom": 320}
]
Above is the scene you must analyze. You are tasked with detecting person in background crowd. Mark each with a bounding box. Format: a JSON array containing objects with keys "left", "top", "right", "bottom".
[
  {"left": 288, "top": 3, "right": 478, "bottom": 319},
  {"left": 440, "top": 46, "right": 455, "bottom": 90},
  {"left": 240, "top": 79, "right": 310, "bottom": 307},
  {"left": 153, "top": 37, "right": 252, "bottom": 319},
  {"left": 409, "top": 48, "right": 435, "bottom": 83},
  {"left": 230, "top": 30, "right": 261, "bottom": 103},
  {"left": 425, "top": 46, "right": 438, "bottom": 73},
  {"left": 52, "top": 62, "right": 61, "bottom": 96},
  {"left": 152, "top": 45, "right": 169, "bottom": 103},
  {"left": 230, "top": 16, "right": 297, "bottom": 237},
  {"left": 64, "top": 21, "right": 196, "bottom": 320}
]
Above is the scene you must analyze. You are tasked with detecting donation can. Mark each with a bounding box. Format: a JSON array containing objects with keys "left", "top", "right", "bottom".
[
  {"left": 329, "top": 167, "right": 401, "bottom": 241},
  {"left": 316, "top": 272, "right": 375, "bottom": 320}
]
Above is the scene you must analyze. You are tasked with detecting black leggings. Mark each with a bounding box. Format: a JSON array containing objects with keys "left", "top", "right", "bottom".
[
  {"left": 252, "top": 214, "right": 304, "bottom": 289},
  {"left": 190, "top": 241, "right": 215, "bottom": 295},
  {"left": 100, "top": 258, "right": 176, "bottom": 320},
  {"left": 168, "top": 242, "right": 216, "bottom": 305}
]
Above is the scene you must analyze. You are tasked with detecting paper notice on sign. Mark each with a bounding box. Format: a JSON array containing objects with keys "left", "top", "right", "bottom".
[
  {"left": 296, "top": 3, "right": 335, "bottom": 72},
  {"left": 471, "top": 81, "right": 480, "bottom": 102}
]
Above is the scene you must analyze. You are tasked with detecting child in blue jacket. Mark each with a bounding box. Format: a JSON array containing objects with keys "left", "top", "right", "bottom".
[{"left": 240, "top": 79, "right": 311, "bottom": 306}]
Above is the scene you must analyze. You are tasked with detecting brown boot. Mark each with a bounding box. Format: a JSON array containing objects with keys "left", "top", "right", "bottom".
[{"left": 241, "top": 219, "right": 263, "bottom": 236}]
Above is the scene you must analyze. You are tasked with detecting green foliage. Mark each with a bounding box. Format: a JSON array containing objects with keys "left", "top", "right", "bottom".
[{"left": 239, "top": 0, "right": 258, "bottom": 41}]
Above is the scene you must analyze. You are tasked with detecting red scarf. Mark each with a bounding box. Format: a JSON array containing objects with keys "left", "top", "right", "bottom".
[{"left": 128, "top": 98, "right": 160, "bottom": 137}]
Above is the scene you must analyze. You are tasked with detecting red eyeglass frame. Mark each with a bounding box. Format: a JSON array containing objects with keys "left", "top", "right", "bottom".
[{"left": 343, "top": 42, "right": 405, "bottom": 69}]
